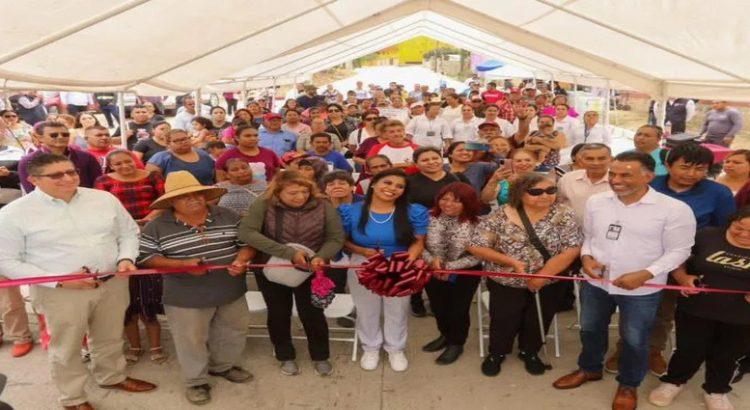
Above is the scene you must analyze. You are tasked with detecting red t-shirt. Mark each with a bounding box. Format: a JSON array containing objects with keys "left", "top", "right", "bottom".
[
  {"left": 481, "top": 90, "right": 505, "bottom": 104},
  {"left": 215, "top": 146, "right": 281, "bottom": 181}
]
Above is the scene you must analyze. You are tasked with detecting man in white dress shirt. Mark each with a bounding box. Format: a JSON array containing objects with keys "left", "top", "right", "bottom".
[
  {"left": 0, "top": 153, "right": 156, "bottom": 409},
  {"left": 553, "top": 151, "right": 695, "bottom": 410},
  {"left": 405, "top": 102, "right": 451, "bottom": 149}
]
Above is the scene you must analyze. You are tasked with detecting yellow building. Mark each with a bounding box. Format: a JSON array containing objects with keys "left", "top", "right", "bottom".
[{"left": 359, "top": 36, "right": 457, "bottom": 66}]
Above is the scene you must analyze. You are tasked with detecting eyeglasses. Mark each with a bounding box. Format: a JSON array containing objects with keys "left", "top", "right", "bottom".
[
  {"left": 328, "top": 109, "right": 341, "bottom": 113},
  {"left": 526, "top": 187, "right": 558, "bottom": 196},
  {"left": 47, "top": 132, "right": 71, "bottom": 139},
  {"left": 34, "top": 169, "right": 78, "bottom": 180}
]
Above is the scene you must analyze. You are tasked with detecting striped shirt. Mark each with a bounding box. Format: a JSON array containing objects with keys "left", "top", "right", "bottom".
[{"left": 139, "top": 205, "right": 248, "bottom": 308}]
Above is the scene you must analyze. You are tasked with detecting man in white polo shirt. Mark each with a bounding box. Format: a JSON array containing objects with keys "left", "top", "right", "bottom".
[
  {"left": 405, "top": 102, "right": 451, "bottom": 149},
  {"left": 553, "top": 151, "right": 695, "bottom": 410}
]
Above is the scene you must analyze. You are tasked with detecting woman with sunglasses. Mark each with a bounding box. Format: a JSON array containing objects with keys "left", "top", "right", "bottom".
[
  {"left": 469, "top": 172, "right": 581, "bottom": 377},
  {"left": 0, "top": 110, "right": 34, "bottom": 151},
  {"left": 339, "top": 168, "right": 428, "bottom": 372},
  {"left": 348, "top": 109, "right": 380, "bottom": 154},
  {"left": 325, "top": 103, "right": 355, "bottom": 144}
]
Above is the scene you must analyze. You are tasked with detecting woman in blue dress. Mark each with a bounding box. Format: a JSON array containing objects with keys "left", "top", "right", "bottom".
[{"left": 339, "top": 168, "right": 428, "bottom": 373}]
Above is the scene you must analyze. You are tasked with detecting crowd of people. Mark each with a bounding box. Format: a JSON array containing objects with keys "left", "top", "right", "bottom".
[{"left": 0, "top": 79, "right": 748, "bottom": 410}]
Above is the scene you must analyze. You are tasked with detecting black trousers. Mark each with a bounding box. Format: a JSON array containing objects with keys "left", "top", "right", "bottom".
[
  {"left": 255, "top": 271, "right": 330, "bottom": 361},
  {"left": 661, "top": 309, "right": 750, "bottom": 394},
  {"left": 487, "top": 280, "right": 565, "bottom": 356},
  {"left": 424, "top": 273, "right": 480, "bottom": 346},
  {"left": 326, "top": 267, "right": 348, "bottom": 294}
]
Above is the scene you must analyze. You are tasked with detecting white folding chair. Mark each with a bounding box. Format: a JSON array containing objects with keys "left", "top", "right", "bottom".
[
  {"left": 478, "top": 285, "right": 561, "bottom": 358},
  {"left": 292, "top": 293, "right": 359, "bottom": 361}
]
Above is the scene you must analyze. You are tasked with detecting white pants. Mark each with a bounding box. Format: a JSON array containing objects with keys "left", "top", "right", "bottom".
[{"left": 347, "top": 255, "right": 409, "bottom": 353}]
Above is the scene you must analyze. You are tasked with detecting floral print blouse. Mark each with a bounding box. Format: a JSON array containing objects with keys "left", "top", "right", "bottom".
[
  {"left": 470, "top": 203, "right": 582, "bottom": 288},
  {"left": 422, "top": 215, "right": 481, "bottom": 270}
]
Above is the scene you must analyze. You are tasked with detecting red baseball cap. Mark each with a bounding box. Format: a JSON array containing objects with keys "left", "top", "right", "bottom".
[
  {"left": 478, "top": 121, "right": 500, "bottom": 129},
  {"left": 263, "top": 112, "right": 282, "bottom": 121}
]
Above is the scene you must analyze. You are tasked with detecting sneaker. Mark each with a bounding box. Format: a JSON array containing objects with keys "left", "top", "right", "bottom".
[
  {"left": 481, "top": 354, "right": 505, "bottom": 377},
  {"left": 185, "top": 384, "right": 211, "bottom": 405},
  {"left": 648, "top": 382, "right": 683, "bottom": 407},
  {"left": 11, "top": 341, "right": 33, "bottom": 358},
  {"left": 280, "top": 360, "right": 299, "bottom": 376},
  {"left": 703, "top": 393, "right": 734, "bottom": 410},
  {"left": 650, "top": 348, "right": 668, "bottom": 377},
  {"left": 313, "top": 360, "right": 333, "bottom": 376},
  {"left": 518, "top": 351, "right": 548, "bottom": 375},
  {"left": 360, "top": 350, "right": 380, "bottom": 371},
  {"left": 208, "top": 366, "right": 253, "bottom": 383},
  {"left": 387, "top": 351, "right": 408, "bottom": 372}
]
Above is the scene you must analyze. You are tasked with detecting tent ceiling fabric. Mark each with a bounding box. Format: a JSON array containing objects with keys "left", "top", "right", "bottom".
[{"left": 0, "top": 0, "right": 747, "bottom": 100}]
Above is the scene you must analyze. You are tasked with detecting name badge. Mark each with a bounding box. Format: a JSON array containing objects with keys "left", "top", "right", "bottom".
[
  {"left": 426, "top": 131, "right": 436, "bottom": 137},
  {"left": 606, "top": 224, "right": 622, "bottom": 240}
]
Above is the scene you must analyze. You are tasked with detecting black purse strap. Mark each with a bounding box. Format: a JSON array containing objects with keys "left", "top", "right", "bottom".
[{"left": 517, "top": 206, "right": 552, "bottom": 263}]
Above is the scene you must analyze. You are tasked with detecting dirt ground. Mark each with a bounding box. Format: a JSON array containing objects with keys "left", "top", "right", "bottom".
[{"left": 2, "top": 279, "right": 749, "bottom": 410}]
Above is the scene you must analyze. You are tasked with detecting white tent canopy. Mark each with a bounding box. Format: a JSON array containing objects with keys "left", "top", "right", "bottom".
[{"left": 0, "top": 0, "right": 748, "bottom": 100}]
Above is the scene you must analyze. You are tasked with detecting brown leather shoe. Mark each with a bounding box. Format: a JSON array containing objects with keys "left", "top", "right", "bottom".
[
  {"left": 552, "top": 369, "right": 603, "bottom": 389},
  {"left": 63, "top": 402, "right": 94, "bottom": 410},
  {"left": 100, "top": 377, "right": 156, "bottom": 393},
  {"left": 649, "top": 348, "right": 667, "bottom": 376},
  {"left": 612, "top": 385, "right": 638, "bottom": 410}
]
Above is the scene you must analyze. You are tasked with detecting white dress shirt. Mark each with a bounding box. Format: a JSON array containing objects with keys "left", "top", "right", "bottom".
[
  {"left": 60, "top": 92, "right": 93, "bottom": 106},
  {"left": 557, "top": 169, "right": 611, "bottom": 225},
  {"left": 570, "top": 123, "right": 612, "bottom": 146},
  {"left": 0, "top": 188, "right": 140, "bottom": 287},
  {"left": 581, "top": 188, "right": 696, "bottom": 296},
  {"left": 406, "top": 115, "right": 452, "bottom": 147},
  {"left": 450, "top": 117, "right": 482, "bottom": 142}
]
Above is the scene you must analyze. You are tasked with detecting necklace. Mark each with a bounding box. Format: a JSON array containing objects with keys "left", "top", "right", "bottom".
[{"left": 369, "top": 209, "right": 395, "bottom": 224}]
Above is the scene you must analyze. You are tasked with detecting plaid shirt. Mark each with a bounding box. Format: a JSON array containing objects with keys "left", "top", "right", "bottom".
[
  {"left": 94, "top": 172, "right": 164, "bottom": 220},
  {"left": 496, "top": 99, "right": 515, "bottom": 123}
]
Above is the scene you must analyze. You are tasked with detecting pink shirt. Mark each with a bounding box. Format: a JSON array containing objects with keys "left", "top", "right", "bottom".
[{"left": 214, "top": 147, "right": 281, "bottom": 181}]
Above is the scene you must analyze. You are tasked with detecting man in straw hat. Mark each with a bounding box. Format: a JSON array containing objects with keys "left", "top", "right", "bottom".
[
  {"left": 139, "top": 170, "right": 255, "bottom": 406},
  {"left": 0, "top": 153, "right": 156, "bottom": 410}
]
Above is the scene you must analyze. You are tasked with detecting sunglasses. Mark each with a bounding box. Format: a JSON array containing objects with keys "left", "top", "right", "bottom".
[
  {"left": 526, "top": 187, "right": 558, "bottom": 196},
  {"left": 47, "top": 132, "right": 71, "bottom": 139},
  {"left": 35, "top": 169, "right": 78, "bottom": 180}
]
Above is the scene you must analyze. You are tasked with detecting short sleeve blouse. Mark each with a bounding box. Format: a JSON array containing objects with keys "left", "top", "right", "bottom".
[
  {"left": 470, "top": 203, "right": 582, "bottom": 288},
  {"left": 338, "top": 202, "right": 428, "bottom": 257}
]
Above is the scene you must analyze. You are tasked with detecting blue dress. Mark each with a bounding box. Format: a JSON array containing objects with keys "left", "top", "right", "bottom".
[{"left": 338, "top": 202, "right": 429, "bottom": 257}]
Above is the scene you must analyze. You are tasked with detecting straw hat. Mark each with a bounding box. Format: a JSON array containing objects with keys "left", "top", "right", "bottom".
[{"left": 150, "top": 171, "right": 227, "bottom": 209}]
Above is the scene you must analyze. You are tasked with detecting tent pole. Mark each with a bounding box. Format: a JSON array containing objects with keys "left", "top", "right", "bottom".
[
  {"left": 270, "top": 76, "right": 277, "bottom": 113},
  {"left": 611, "top": 88, "right": 619, "bottom": 126},
  {"left": 603, "top": 80, "right": 611, "bottom": 129},
  {"left": 117, "top": 92, "right": 127, "bottom": 148}
]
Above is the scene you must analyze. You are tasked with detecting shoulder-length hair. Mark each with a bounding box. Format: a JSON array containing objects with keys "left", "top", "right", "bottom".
[
  {"left": 264, "top": 170, "right": 321, "bottom": 201},
  {"left": 507, "top": 172, "right": 555, "bottom": 209},
  {"left": 358, "top": 168, "right": 414, "bottom": 246},
  {"left": 431, "top": 182, "right": 481, "bottom": 223}
]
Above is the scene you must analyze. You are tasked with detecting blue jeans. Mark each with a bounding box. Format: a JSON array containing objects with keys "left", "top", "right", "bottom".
[{"left": 577, "top": 282, "right": 662, "bottom": 388}]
